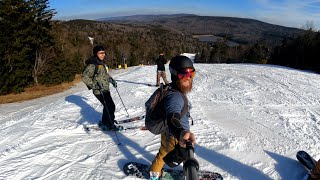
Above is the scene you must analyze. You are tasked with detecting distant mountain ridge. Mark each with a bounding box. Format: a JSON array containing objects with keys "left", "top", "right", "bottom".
[
  {"left": 97, "top": 14, "right": 305, "bottom": 45},
  {"left": 96, "top": 14, "right": 193, "bottom": 22}
]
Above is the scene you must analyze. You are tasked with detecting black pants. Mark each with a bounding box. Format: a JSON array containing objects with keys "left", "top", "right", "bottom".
[{"left": 95, "top": 91, "right": 116, "bottom": 127}]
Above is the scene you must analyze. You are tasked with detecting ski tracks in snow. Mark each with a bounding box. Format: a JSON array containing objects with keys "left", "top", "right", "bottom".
[
  {"left": 0, "top": 64, "right": 319, "bottom": 180},
  {"left": 190, "top": 64, "right": 320, "bottom": 179}
]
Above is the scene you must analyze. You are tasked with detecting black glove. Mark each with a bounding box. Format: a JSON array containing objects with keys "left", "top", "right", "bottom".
[
  {"left": 110, "top": 77, "right": 117, "bottom": 88},
  {"left": 163, "top": 144, "right": 188, "bottom": 167}
]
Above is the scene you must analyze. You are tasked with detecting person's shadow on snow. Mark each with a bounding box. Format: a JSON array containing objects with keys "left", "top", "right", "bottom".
[
  {"left": 195, "top": 145, "right": 272, "bottom": 180},
  {"left": 65, "top": 94, "right": 156, "bottom": 178},
  {"left": 265, "top": 150, "right": 308, "bottom": 180},
  {"left": 65, "top": 94, "right": 100, "bottom": 125}
]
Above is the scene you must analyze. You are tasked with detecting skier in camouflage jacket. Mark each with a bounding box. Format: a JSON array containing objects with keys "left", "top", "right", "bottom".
[{"left": 82, "top": 45, "right": 121, "bottom": 130}]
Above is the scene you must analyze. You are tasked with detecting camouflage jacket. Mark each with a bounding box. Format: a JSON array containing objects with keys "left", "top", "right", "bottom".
[{"left": 82, "top": 58, "right": 112, "bottom": 95}]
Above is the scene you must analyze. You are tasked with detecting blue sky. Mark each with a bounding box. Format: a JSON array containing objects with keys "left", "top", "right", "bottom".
[{"left": 49, "top": 0, "right": 320, "bottom": 30}]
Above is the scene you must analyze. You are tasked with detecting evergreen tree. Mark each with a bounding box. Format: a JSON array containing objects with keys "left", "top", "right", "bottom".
[
  {"left": 0, "top": 0, "right": 56, "bottom": 94},
  {"left": 269, "top": 30, "right": 320, "bottom": 73},
  {"left": 209, "top": 39, "right": 228, "bottom": 63},
  {"left": 0, "top": 0, "right": 34, "bottom": 94},
  {"left": 194, "top": 53, "right": 201, "bottom": 63},
  {"left": 200, "top": 47, "right": 210, "bottom": 63},
  {"left": 246, "top": 42, "right": 269, "bottom": 64}
]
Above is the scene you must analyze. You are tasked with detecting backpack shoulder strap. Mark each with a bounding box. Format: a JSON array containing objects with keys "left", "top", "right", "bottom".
[
  {"left": 160, "top": 83, "right": 170, "bottom": 95},
  {"left": 167, "top": 85, "right": 188, "bottom": 117},
  {"left": 93, "top": 63, "right": 98, "bottom": 75},
  {"left": 87, "top": 59, "right": 99, "bottom": 76},
  {"left": 180, "top": 94, "right": 188, "bottom": 117}
]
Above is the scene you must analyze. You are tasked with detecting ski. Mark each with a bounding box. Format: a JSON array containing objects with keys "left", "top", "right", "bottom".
[
  {"left": 84, "top": 125, "right": 147, "bottom": 132},
  {"left": 115, "top": 115, "right": 145, "bottom": 124}
]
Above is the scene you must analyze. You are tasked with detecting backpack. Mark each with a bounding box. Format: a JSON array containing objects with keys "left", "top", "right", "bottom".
[
  {"left": 83, "top": 59, "right": 99, "bottom": 90},
  {"left": 145, "top": 84, "right": 188, "bottom": 135}
]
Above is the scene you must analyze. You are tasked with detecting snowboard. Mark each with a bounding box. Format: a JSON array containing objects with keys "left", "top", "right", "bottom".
[
  {"left": 296, "top": 151, "right": 317, "bottom": 171},
  {"left": 123, "top": 162, "right": 223, "bottom": 180},
  {"left": 115, "top": 115, "right": 145, "bottom": 124}
]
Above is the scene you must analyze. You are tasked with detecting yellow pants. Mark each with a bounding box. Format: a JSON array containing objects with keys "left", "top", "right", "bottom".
[{"left": 150, "top": 133, "right": 178, "bottom": 173}]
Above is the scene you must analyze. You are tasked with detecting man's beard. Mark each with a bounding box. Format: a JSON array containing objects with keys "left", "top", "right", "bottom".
[{"left": 176, "top": 79, "right": 193, "bottom": 94}]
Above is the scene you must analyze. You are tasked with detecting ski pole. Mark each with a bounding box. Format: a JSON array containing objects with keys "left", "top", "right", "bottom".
[
  {"left": 183, "top": 141, "right": 199, "bottom": 180},
  {"left": 115, "top": 87, "right": 130, "bottom": 117},
  {"left": 98, "top": 84, "right": 121, "bottom": 145}
]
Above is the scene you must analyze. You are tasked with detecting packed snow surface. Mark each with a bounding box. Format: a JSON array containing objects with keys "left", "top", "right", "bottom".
[{"left": 0, "top": 63, "right": 319, "bottom": 180}]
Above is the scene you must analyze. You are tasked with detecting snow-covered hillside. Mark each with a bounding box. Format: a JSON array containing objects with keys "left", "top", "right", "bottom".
[{"left": 0, "top": 63, "right": 319, "bottom": 180}]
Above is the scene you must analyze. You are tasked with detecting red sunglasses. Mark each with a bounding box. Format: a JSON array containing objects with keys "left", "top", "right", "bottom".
[{"left": 170, "top": 67, "right": 196, "bottom": 80}]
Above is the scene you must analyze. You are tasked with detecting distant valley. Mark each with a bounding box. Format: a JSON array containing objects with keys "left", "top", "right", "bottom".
[{"left": 98, "top": 14, "right": 305, "bottom": 45}]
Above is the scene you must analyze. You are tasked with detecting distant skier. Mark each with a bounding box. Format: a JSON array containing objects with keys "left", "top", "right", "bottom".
[
  {"left": 149, "top": 55, "right": 196, "bottom": 180},
  {"left": 155, "top": 53, "right": 169, "bottom": 86},
  {"left": 82, "top": 45, "right": 122, "bottom": 131}
]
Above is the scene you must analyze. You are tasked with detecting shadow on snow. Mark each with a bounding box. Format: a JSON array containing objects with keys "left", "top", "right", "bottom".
[
  {"left": 196, "top": 145, "right": 272, "bottom": 180},
  {"left": 265, "top": 150, "right": 308, "bottom": 180},
  {"left": 65, "top": 94, "right": 155, "bottom": 178}
]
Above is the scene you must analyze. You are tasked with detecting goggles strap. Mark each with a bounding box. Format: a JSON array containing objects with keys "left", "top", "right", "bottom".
[{"left": 169, "top": 67, "right": 178, "bottom": 76}]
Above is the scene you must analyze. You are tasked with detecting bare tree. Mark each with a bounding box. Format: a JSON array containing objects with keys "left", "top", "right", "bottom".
[
  {"left": 302, "top": 20, "right": 315, "bottom": 31},
  {"left": 32, "top": 46, "right": 56, "bottom": 85}
]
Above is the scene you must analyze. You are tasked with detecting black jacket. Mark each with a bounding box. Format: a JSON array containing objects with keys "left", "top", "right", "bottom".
[{"left": 156, "top": 55, "right": 167, "bottom": 71}]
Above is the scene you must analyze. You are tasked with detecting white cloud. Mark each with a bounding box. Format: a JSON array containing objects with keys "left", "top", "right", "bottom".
[{"left": 253, "top": 0, "right": 320, "bottom": 29}]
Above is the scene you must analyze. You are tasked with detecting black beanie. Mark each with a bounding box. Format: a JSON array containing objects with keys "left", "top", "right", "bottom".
[{"left": 93, "top": 45, "right": 106, "bottom": 56}]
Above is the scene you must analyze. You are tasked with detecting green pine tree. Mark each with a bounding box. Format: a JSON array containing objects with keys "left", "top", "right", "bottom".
[{"left": 0, "top": 0, "right": 56, "bottom": 94}]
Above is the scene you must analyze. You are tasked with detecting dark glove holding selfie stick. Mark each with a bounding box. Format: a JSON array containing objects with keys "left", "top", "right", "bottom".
[
  {"left": 163, "top": 143, "right": 188, "bottom": 167},
  {"left": 163, "top": 141, "right": 199, "bottom": 179}
]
